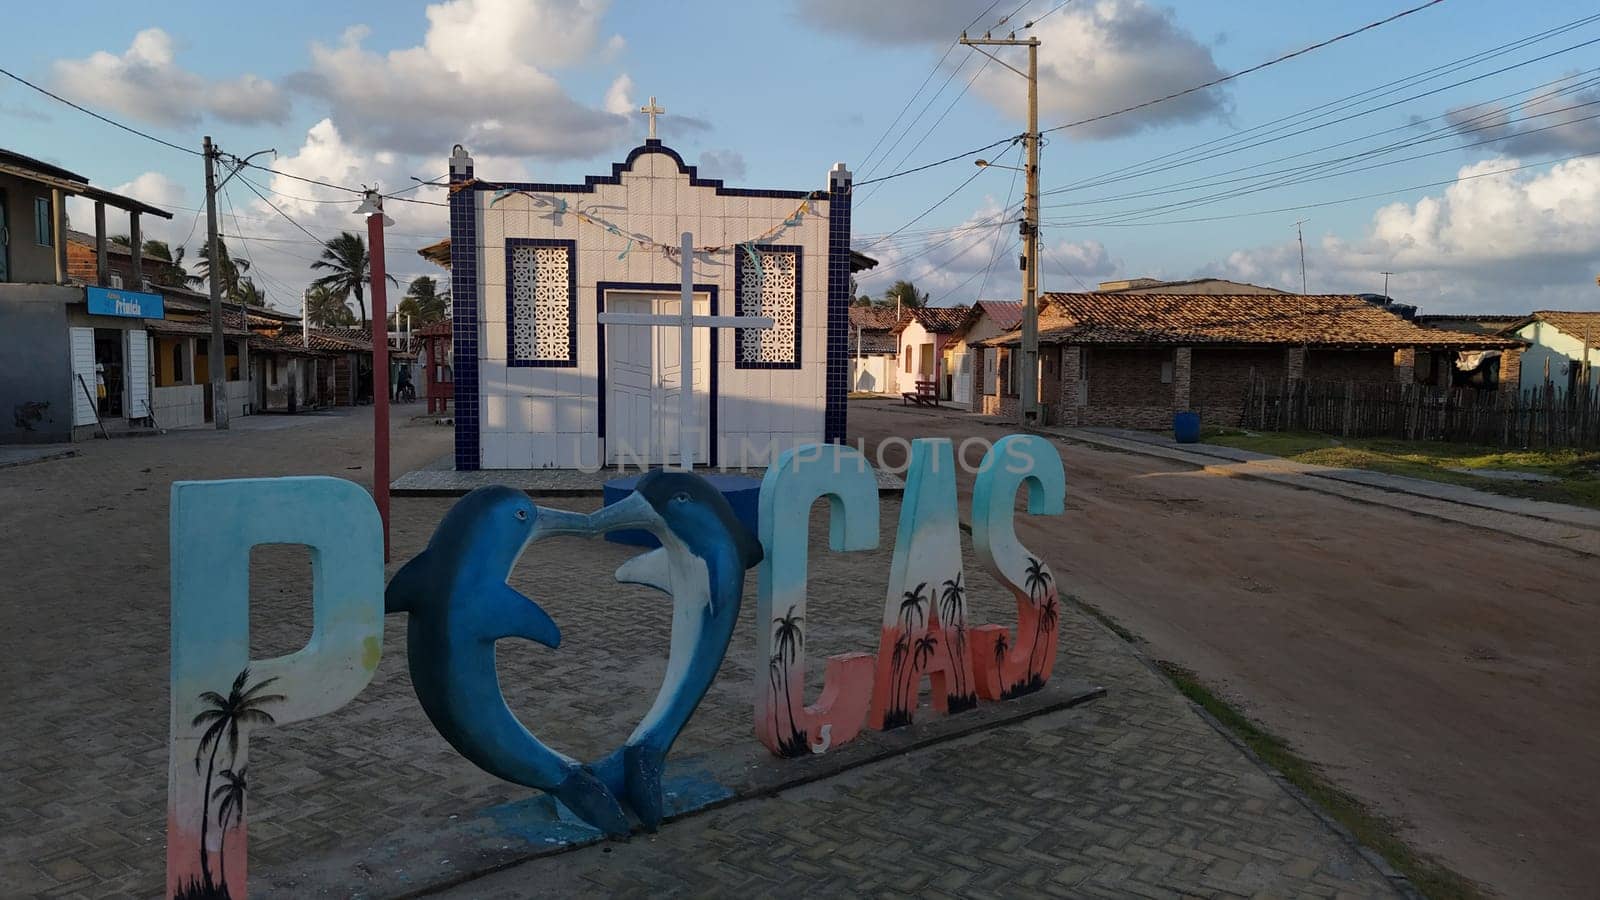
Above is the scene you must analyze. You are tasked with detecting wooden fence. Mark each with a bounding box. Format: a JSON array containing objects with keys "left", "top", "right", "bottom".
[{"left": 1239, "top": 375, "right": 1600, "bottom": 449}]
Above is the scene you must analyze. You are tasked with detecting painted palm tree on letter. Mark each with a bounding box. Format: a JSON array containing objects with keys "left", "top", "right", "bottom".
[
  {"left": 211, "top": 767, "right": 248, "bottom": 891},
  {"left": 1023, "top": 557, "right": 1053, "bottom": 681},
  {"left": 938, "top": 573, "right": 970, "bottom": 702},
  {"left": 892, "top": 582, "right": 929, "bottom": 718},
  {"left": 192, "top": 668, "right": 282, "bottom": 892},
  {"left": 771, "top": 606, "right": 808, "bottom": 755}
]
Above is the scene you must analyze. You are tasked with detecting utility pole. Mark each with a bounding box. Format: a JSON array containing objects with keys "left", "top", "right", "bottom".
[
  {"left": 1293, "top": 219, "right": 1309, "bottom": 294},
  {"left": 962, "top": 29, "right": 1040, "bottom": 424},
  {"left": 203, "top": 136, "right": 229, "bottom": 430},
  {"left": 1380, "top": 270, "right": 1394, "bottom": 298},
  {"left": 356, "top": 189, "right": 394, "bottom": 560}
]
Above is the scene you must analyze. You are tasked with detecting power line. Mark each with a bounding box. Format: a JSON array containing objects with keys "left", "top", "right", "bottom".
[
  {"left": 1038, "top": 241, "right": 1091, "bottom": 291},
  {"left": 858, "top": 55, "right": 997, "bottom": 206},
  {"left": 1022, "top": 0, "right": 1075, "bottom": 30},
  {"left": 0, "top": 65, "right": 201, "bottom": 156},
  {"left": 1041, "top": 151, "right": 1599, "bottom": 228},
  {"left": 861, "top": 51, "right": 981, "bottom": 183},
  {"left": 854, "top": 135, "right": 1019, "bottom": 188},
  {"left": 232, "top": 173, "right": 331, "bottom": 246},
  {"left": 859, "top": 149, "right": 1007, "bottom": 250},
  {"left": 974, "top": 151, "right": 1023, "bottom": 304},
  {"left": 1041, "top": 0, "right": 1450, "bottom": 135},
  {"left": 856, "top": 0, "right": 1005, "bottom": 177}
]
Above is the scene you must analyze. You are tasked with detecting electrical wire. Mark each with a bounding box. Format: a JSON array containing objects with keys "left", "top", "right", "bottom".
[
  {"left": 0, "top": 65, "right": 201, "bottom": 156},
  {"left": 1041, "top": 0, "right": 1449, "bottom": 136},
  {"left": 854, "top": 135, "right": 1020, "bottom": 188},
  {"left": 858, "top": 55, "right": 997, "bottom": 207}
]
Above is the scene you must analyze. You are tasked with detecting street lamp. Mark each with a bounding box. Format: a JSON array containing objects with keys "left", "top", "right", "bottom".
[{"left": 974, "top": 159, "right": 1024, "bottom": 172}]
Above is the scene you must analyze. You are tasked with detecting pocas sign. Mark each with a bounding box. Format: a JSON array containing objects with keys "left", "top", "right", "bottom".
[{"left": 753, "top": 434, "right": 1065, "bottom": 758}]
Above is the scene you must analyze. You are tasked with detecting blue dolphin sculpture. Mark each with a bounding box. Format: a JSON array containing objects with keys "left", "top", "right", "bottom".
[
  {"left": 582, "top": 470, "right": 764, "bottom": 831},
  {"left": 384, "top": 485, "right": 632, "bottom": 837}
]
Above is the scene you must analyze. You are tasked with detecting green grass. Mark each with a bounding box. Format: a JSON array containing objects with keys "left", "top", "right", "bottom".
[
  {"left": 1155, "top": 661, "right": 1486, "bottom": 900},
  {"left": 1200, "top": 428, "right": 1600, "bottom": 510}
]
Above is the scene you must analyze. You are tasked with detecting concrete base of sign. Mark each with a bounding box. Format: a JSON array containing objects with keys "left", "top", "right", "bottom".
[{"left": 253, "top": 678, "right": 1104, "bottom": 897}]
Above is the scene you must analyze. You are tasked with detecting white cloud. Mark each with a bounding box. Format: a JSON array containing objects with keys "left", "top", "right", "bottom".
[
  {"left": 697, "top": 149, "right": 748, "bottom": 181},
  {"left": 975, "top": 0, "right": 1228, "bottom": 138},
  {"left": 52, "top": 28, "right": 289, "bottom": 127},
  {"left": 290, "top": 0, "right": 631, "bottom": 158},
  {"left": 798, "top": 0, "right": 1227, "bottom": 137},
  {"left": 604, "top": 74, "right": 634, "bottom": 115},
  {"left": 1208, "top": 156, "right": 1600, "bottom": 312},
  {"left": 66, "top": 172, "right": 192, "bottom": 247}
]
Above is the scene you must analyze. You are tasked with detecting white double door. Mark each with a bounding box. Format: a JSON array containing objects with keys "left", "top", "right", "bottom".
[
  {"left": 951, "top": 349, "right": 973, "bottom": 406},
  {"left": 605, "top": 292, "right": 711, "bottom": 466}
]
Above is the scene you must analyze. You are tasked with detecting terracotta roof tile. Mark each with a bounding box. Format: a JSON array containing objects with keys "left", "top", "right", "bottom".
[
  {"left": 1515, "top": 310, "right": 1600, "bottom": 349},
  {"left": 848, "top": 305, "right": 904, "bottom": 330},
  {"left": 899, "top": 304, "right": 971, "bottom": 334},
  {"left": 980, "top": 293, "right": 1519, "bottom": 349}
]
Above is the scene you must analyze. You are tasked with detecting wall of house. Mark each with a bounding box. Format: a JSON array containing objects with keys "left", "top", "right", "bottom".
[
  {"left": 1513, "top": 321, "right": 1598, "bottom": 395},
  {"left": 1079, "top": 347, "right": 1177, "bottom": 428},
  {"left": 0, "top": 285, "right": 74, "bottom": 442},
  {"left": 153, "top": 384, "right": 205, "bottom": 429},
  {"left": 1190, "top": 347, "right": 1284, "bottom": 427},
  {"left": 472, "top": 147, "right": 834, "bottom": 468},
  {"left": 852, "top": 355, "right": 895, "bottom": 394},
  {"left": 1304, "top": 349, "right": 1394, "bottom": 383},
  {"left": 0, "top": 174, "right": 60, "bottom": 284}
]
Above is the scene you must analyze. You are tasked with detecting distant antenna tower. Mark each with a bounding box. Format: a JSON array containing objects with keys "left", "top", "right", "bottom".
[
  {"left": 1292, "top": 219, "right": 1309, "bottom": 294},
  {"left": 1380, "top": 270, "right": 1395, "bottom": 298}
]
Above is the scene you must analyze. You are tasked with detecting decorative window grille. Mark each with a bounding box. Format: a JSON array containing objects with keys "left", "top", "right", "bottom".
[
  {"left": 735, "top": 245, "right": 802, "bottom": 368},
  {"left": 506, "top": 239, "right": 576, "bottom": 367}
]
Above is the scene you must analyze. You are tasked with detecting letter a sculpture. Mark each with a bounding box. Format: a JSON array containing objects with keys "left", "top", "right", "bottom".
[{"left": 384, "top": 471, "right": 763, "bottom": 836}]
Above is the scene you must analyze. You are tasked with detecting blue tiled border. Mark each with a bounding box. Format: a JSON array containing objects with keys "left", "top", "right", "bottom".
[
  {"left": 477, "top": 140, "right": 824, "bottom": 201},
  {"left": 595, "top": 281, "right": 721, "bottom": 467},
  {"left": 450, "top": 159, "right": 481, "bottom": 470},
  {"left": 824, "top": 175, "right": 852, "bottom": 443},
  {"left": 733, "top": 244, "right": 803, "bottom": 370},
  {"left": 505, "top": 238, "right": 578, "bottom": 368}
]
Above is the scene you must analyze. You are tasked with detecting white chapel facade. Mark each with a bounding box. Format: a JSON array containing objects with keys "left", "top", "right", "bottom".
[{"left": 445, "top": 118, "right": 855, "bottom": 471}]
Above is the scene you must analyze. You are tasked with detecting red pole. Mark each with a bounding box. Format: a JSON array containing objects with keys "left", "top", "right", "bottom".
[{"left": 366, "top": 196, "right": 391, "bottom": 561}]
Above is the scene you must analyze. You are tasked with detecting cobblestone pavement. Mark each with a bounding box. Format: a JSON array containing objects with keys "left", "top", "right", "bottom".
[{"left": 0, "top": 405, "right": 1397, "bottom": 898}]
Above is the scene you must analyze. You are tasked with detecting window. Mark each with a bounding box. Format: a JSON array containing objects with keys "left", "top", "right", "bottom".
[
  {"left": 171, "top": 341, "right": 185, "bottom": 383},
  {"left": 735, "top": 244, "right": 801, "bottom": 368},
  {"left": 108, "top": 272, "right": 124, "bottom": 289},
  {"left": 1078, "top": 347, "right": 1089, "bottom": 379},
  {"left": 225, "top": 340, "right": 240, "bottom": 380},
  {"left": 505, "top": 239, "right": 576, "bottom": 367},
  {"left": 34, "top": 197, "right": 52, "bottom": 246},
  {"left": 1160, "top": 360, "right": 1174, "bottom": 384}
]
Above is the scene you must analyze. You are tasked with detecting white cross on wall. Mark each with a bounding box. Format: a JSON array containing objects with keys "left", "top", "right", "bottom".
[
  {"left": 639, "top": 96, "right": 665, "bottom": 140},
  {"left": 597, "top": 232, "right": 774, "bottom": 469}
]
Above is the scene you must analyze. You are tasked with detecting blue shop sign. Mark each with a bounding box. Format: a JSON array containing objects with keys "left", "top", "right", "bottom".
[{"left": 86, "top": 285, "right": 164, "bottom": 320}]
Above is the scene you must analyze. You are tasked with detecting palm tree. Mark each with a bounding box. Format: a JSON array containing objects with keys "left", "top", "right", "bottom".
[
  {"left": 938, "top": 574, "right": 969, "bottom": 700},
  {"left": 767, "top": 654, "right": 785, "bottom": 748},
  {"left": 913, "top": 634, "right": 940, "bottom": 673},
  {"left": 304, "top": 285, "right": 355, "bottom": 327},
  {"left": 211, "top": 767, "right": 248, "bottom": 891},
  {"left": 993, "top": 632, "right": 1010, "bottom": 696},
  {"left": 192, "top": 668, "right": 283, "bottom": 891},
  {"left": 194, "top": 241, "right": 254, "bottom": 305},
  {"left": 1032, "top": 592, "right": 1060, "bottom": 689},
  {"left": 311, "top": 232, "right": 395, "bottom": 327},
  {"left": 770, "top": 606, "right": 806, "bottom": 752},
  {"left": 140, "top": 239, "right": 191, "bottom": 288},
  {"left": 396, "top": 275, "right": 450, "bottom": 326},
  {"left": 885, "top": 633, "right": 911, "bottom": 729},
  {"left": 883, "top": 280, "right": 925, "bottom": 312}
]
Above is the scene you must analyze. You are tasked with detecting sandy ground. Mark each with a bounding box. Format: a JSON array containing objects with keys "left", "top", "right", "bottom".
[{"left": 849, "top": 400, "right": 1599, "bottom": 900}]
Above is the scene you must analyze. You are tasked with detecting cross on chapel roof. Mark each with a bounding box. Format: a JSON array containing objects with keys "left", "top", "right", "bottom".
[{"left": 639, "top": 96, "right": 665, "bottom": 140}]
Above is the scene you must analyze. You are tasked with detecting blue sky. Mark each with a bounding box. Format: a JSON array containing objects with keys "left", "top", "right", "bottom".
[{"left": 3, "top": 0, "right": 1598, "bottom": 314}]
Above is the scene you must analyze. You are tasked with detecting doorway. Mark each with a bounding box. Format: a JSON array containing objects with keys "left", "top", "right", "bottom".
[
  {"left": 94, "top": 328, "right": 125, "bottom": 419},
  {"left": 603, "top": 291, "right": 711, "bottom": 466}
]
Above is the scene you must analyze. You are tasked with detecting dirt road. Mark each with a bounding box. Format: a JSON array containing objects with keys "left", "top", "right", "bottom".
[{"left": 849, "top": 400, "right": 1599, "bottom": 899}]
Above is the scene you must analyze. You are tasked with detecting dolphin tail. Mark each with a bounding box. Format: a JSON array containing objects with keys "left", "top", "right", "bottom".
[
  {"left": 622, "top": 744, "right": 667, "bottom": 832},
  {"left": 550, "top": 766, "right": 631, "bottom": 839},
  {"left": 384, "top": 551, "right": 433, "bottom": 614}
]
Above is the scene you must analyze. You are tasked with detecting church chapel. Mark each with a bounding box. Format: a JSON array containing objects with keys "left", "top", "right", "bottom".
[{"left": 445, "top": 102, "right": 854, "bottom": 471}]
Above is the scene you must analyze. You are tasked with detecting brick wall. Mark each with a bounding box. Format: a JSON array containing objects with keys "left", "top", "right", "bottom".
[
  {"left": 1190, "top": 348, "right": 1283, "bottom": 427},
  {"left": 1393, "top": 348, "right": 1416, "bottom": 383},
  {"left": 1053, "top": 345, "right": 1082, "bottom": 427},
  {"left": 1499, "top": 347, "right": 1522, "bottom": 396},
  {"left": 1305, "top": 349, "right": 1394, "bottom": 382}
]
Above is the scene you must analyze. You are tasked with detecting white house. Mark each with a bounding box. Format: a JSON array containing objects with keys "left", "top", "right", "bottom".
[
  {"left": 894, "top": 306, "right": 970, "bottom": 403},
  {"left": 1502, "top": 310, "right": 1599, "bottom": 396},
  {"left": 444, "top": 130, "right": 857, "bottom": 470}
]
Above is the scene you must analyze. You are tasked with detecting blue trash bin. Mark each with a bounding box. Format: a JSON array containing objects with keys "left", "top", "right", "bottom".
[{"left": 1173, "top": 410, "right": 1200, "bottom": 444}]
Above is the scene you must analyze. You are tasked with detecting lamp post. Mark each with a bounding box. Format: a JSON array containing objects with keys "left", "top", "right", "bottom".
[{"left": 355, "top": 189, "right": 394, "bottom": 559}]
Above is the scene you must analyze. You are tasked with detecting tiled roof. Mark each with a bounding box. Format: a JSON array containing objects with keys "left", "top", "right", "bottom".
[
  {"left": 1510, "top": 310, "right": 1600, "bottom": 348},
  {"left": 250, "top": 329, "right": 373, "bottom": 354},
  {"left": 980, "top": 293, "right": 1519, "bottom": 349},
  {"left": 1415, "top": 314, "right": 1523, "bottom": 336},
  {"left": 413, "top": 319, "right": 452, "bottom": 338},
  {"left": 147, "top": 318, "right": 250, "bottom": 338},
  {"left": 898, "top": 304, "right": 972, "bottom": 334},
  {"left": 975, "top": 300, "right": 1024, "bottom": 331},
  {"left": 848, "top": 305, "right": 904, "bottom": 331}
]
